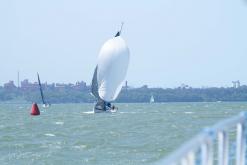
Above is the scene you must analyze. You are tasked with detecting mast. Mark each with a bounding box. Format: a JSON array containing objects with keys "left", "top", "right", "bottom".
[
  {"left": 115, "top": 22, "right": 124, "bottom": 37},
  {"left": 37, "top": 73, "right": 45, "bottom": 105},
  {"left": 17, "top": 71, "right": 20, "bottom": 88},
  {"left": 120, "top": 22, "right": 124, "bottom": 34}
]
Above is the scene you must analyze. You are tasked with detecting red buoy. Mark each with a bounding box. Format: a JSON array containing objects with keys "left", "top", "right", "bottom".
[{"left": 30, "top": 103, "right": 40, "bottom": 116}]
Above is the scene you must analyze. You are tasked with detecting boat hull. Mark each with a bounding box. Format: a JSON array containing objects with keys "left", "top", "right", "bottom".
[
  {"left": 42, "top": 104, "right": 50, "bottom": 108},
  {"left": 93, "top": 106, "right": 117, "bottom": 113}
]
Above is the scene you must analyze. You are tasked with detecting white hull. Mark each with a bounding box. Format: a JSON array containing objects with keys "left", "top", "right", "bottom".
[{"left": 42, "top": 104, "right": 50, "bottom": 108}]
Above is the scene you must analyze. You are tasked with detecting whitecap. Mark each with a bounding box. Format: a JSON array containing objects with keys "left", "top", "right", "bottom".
[
  {"left": 184, "top": 111, "right": 194, "bottom": 114},
  {"left": 83, "top": 111, "right": 94, "bottom": 114},
  {"left": 73, "top": 145, "right": 87, "bottom": 150},
  {"left": 45, "top": 133, "right": 56, "bottom": 137},
  {"left": 119, "top": 112, "right": 137, "bottom": 114},
  {"left": 55, "top": 121, "right": 64, "bottom": 125}
]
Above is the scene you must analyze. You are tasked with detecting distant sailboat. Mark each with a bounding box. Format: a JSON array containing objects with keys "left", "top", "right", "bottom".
[
  {"left": 150, "top": 95, "right": 155, "bottom": 103},
  {"left": 37, "top": 73, "right": 50, "bottom": 108},
  {"left": 91, "top": 23, "right": 130, "bottom": 113}
]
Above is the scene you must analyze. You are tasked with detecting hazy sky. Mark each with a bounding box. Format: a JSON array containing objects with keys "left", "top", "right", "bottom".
[{"left": 0, "top": 0, "right": 247, "bottom": 88}]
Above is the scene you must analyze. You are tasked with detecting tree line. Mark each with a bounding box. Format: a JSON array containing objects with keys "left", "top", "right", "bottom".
[{"left": 1, "top": 86, "right": 247, "bottom": 103}]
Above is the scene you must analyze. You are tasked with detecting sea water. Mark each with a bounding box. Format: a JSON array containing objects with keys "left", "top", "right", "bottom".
[{"left": 0, "top": 102, "right": 246, "bottom": 165}]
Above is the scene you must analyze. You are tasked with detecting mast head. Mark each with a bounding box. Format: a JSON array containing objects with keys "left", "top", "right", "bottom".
[{"left": 115, "top": 22, "right": 124, "bottom": 37}]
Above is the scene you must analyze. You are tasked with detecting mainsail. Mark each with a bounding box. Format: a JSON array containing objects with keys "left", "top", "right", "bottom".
[
  {"left": 91, "top": 66, "right": 100, "bottom": 99},
  {"left": 37, "top": 73, "right": 46, "bottom": 105},
  {"left": 91, "top": 24, "right": 130, "bottom": 111},
  {"left": 91, "top": 66, "right": 106, "bottom": 110},
  {"left": 150, "top": 95, "right": 155, "bottom": 103}
]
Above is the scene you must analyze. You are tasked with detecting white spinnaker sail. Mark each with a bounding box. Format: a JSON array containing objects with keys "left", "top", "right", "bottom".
[{"left": 96, "top": 36, "right": 130, "bottom": 102}]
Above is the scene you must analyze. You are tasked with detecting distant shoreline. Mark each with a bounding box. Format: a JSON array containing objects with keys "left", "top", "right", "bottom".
[{"left": 1, "top": 85, "right": 247, "bottom": 103}]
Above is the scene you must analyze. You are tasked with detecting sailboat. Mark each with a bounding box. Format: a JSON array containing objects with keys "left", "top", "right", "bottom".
[
  {"left": 150, "top": 95, "right": 155, "bottom": 103},
  {"left": 91, "top": 23, "right": 130, "bottom": 113},
  {"left": 37, "top": 73, "right": 50, "bottom": 108}
]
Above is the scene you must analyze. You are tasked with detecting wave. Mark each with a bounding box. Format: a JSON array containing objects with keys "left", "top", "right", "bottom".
[{"left": 44, "top": 133, "right": 56, "bottom": 137}]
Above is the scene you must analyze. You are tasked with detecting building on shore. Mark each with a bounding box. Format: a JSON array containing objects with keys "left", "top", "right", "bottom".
[
  {"left": 4, "top": 81, "right": 16, "bottom": 90},
  {"left": 21, "top": 79, "right": 39, "bottom": 90}
]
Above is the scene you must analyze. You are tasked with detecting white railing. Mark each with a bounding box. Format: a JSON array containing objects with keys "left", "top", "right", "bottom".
[{"left": 156, "top": 112, "right": 247, "bottom": 165}]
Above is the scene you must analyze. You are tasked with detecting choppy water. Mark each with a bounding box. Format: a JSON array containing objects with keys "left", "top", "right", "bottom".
[{"left": 0, "top": 102, "right": 247, "bottom": 165}]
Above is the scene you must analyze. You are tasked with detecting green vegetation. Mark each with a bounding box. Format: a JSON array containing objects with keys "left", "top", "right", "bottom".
[
  {"left": 1, "top": 85, "right": 247, "bottom": 103},
  {"left": 118, "top": 86, "right": 247, "bottom": 102},
  {"left": 0, "top": 87, "right": 94, "bottom": 103}
]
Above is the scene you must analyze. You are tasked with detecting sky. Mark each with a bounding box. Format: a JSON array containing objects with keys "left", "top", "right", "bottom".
[{"left": 0, "top": 0, "right": 247, "bottom": 88}]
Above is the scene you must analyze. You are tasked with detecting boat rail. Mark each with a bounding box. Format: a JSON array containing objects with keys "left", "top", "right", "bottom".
[{"left": 156, "top": 112, "right": 247, "bottom": 165}]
